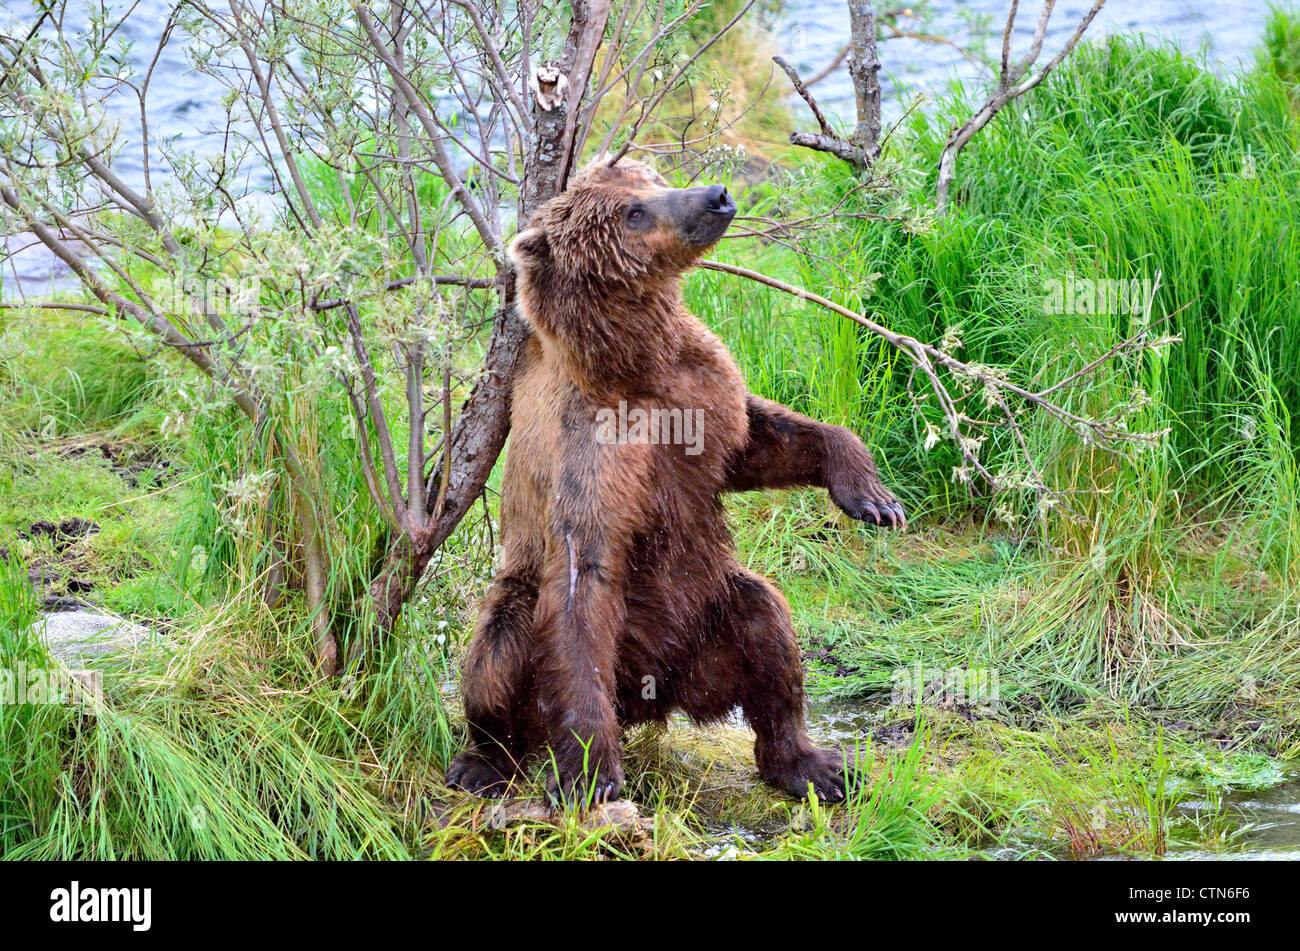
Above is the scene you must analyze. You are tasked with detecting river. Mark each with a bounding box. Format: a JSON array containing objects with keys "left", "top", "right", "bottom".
[
  {"left": 775, "top": 1, "right": 1270, "bottom": 123},
  {"left": 0, "top": 1, "right": 1275, "bottom": 297}
]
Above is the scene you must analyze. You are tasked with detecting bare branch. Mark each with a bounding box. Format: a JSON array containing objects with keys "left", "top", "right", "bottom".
[
  {"left": 773, "top": 56, "right": 834, "bottom": 137},
  {"left": 352, "top": 0, "right": 504, "bottom": 259},
  {"left": 606, "top": 0, "right": 758, "bottom": 167},
  {"left": 700, "top": 257, "right": 1170, "bottom": 511},
  {"left": 780, "top": 0, "right": 881, "bottom": 170},
  {"left": 937, "top": 0, "right": 1104, "bottom": 212},
  {"left": 845, "top": 0, "right": 882, "bottom": 161}
]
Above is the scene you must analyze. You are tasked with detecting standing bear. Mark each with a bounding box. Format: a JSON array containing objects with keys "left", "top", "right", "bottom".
[{"left": 446, "top": 158, "right": 906, "bottom": 805}]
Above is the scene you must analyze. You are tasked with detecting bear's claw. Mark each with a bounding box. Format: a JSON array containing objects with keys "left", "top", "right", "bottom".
[
  {"left": 831, "top": 481, "right": 907, "bottom": 530},
  {"left": 446, "top": 749, "right": 516, "bottom": 798},
  {"left": 546, "top": 767, "right": 624, "bottom": 808},
  {"left": 764, "top": 746, "right": 863, "bottom": 803}
]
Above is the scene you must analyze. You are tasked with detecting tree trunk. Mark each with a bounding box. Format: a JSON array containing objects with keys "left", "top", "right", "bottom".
[
  {"left": 846, "top": 0, "right": 882, "bottom": 164},
  {"left": 355, "top": 279, "right": 525, "bottom": 661}
]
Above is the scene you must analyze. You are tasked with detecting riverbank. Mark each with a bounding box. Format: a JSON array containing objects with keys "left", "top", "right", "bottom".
[{"left": 3, "top": 11, "right": 1300, "bottom": 859}]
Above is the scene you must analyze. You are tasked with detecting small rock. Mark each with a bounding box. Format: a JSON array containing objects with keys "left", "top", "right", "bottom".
[
  {"left": 474, "top": 798, "right": 653, "bottom": 849},
  {"left": 36, "top": 610, "right": 154, "bottom": 665}
]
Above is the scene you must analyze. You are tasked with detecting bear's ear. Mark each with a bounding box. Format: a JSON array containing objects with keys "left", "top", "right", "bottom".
[{"left": 508, "top": 227, "right": 550, "bottom": 268}]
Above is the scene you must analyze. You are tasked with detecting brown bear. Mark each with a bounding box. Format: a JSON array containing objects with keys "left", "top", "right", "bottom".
[{"left": 445, "top": 158, "right": 906, "bottom": 805}]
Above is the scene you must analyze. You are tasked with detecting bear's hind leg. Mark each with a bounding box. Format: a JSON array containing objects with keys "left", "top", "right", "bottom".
[
  {"left": 446, "top": 572, "right": 537, "bottom": 797},
  {"left": 684, "top": 571, "right": 863, "bottom": 802}
]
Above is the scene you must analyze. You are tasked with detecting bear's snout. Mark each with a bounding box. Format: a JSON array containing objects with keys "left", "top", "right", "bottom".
[
  {"left": 703, "top": 184, "right": 735, "bottom": 216},
  {"left": 661, "top": 183, "right": 736, "bottom": 247}
]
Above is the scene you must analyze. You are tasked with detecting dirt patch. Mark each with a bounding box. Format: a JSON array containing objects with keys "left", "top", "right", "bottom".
[
  {"left": 803, "top": 640, "right": 862, "bottom": 677},
  {"left": 21, "top": 517, "right": 100, "bottom": 550},
  {"left": 871, "top": 721, "right": 917, "bottom": 746},
  {"left": 14, "top": 518, "right": 101, "bottom": 608},
  {"left": 52, "top": 438, "right": 175, "bottom": 487}
]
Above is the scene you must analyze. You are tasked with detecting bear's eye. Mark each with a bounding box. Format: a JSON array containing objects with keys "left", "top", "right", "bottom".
[{"left": 626, "top": 206, "right": 645, "bottom": 224}]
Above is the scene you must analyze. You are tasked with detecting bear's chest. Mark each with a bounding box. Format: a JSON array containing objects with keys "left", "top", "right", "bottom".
[{"left": 510, "top": 335, "right": 746, "bottom": 492}]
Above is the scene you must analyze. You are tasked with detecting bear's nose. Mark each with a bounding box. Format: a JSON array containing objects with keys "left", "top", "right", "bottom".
[{"left": 704, "top": 184, "right": 734, "bottom": 214}]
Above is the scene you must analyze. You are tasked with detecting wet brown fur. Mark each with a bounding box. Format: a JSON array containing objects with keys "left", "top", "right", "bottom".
[{"left": 445, "top": 159, "right": 905, "bottom": 804}]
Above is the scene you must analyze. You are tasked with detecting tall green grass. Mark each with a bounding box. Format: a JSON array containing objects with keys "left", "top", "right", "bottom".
[
  {"left": 0, "top": 310, "right": 157, "bottom": 437},
  {"left": 712, "top": 35, "right": 1300, "bottom": 515},
  {"left": 0, "top": 556, "right": 455, "bottom": 857},
  {"left": 1259, "top": 4, "right": 1300, "bottom": 100},
  {"left": 693, "top": 33, "right": 1300, "bottom": 723}
]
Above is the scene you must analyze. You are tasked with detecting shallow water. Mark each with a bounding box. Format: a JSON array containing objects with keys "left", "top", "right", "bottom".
[
  {"left": 802, "top": 697, "right": 1300, "bottom": 860},
  {"left": 1170, "top": 782, "right": 1300, "bottom": 861}
]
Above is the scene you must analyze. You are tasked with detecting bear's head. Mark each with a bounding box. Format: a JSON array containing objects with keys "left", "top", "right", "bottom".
[{"left": 508, "top": 158, "right": 736, "bottom": 292}]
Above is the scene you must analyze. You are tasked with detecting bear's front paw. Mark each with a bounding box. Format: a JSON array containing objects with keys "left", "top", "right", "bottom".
[
  {"left": 545, "top": 757, "right": 624, "bottom": 808},
  {"left": 763, "top": 746, "right": 863, "bottom": 803},
  {"left": 446, "top": 747, "right": 517, "bottom": 798},
  {"left": 829, "top": 473, "right": 906, "bottom": 529}
]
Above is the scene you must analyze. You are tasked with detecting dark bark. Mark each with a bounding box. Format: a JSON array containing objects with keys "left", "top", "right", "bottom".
[{"left": 557, "top": 1, "right": 614, "bottom": 188}]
